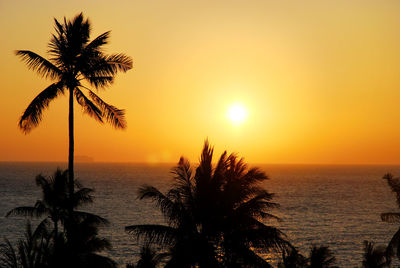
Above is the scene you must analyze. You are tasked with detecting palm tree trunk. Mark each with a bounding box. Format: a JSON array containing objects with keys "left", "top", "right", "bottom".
[{"left": 68, "top": 87, "right": 74, "bottom": 205}]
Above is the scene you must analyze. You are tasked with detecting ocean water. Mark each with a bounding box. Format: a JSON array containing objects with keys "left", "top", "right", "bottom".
[{"left": 0, "top": 162, "right": 399, "bottom": 267}]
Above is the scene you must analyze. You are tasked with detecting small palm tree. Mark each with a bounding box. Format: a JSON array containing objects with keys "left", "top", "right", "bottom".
[
  {"left": 16, "top": 13, "right": 132, "bottom": 200},
  {"left": 381, "top": 173, "right": 400, "bottom": 261},
  {"left": 6, "top": 169, "right": 103, "bottom": 236},
  {"left": 5, "top": 169, "right": 114, "bottom": 268},
  {"left": 362, "top": 241, "right": 389, "bottom": 268},
  {"left": 126, "top": 141, "right": 289, "bottom": 267},
  {"left": 278, "top": 248, "right": 307, "bottom": 268},
  {"left": 0, "top": 221, "right": 52, "bottom": 268},
  {"left": 127, "top": 245, "right": 167, "bottom": 268},
  {"left": 307, "top": 246, "right": 336, "bottom": 268}
]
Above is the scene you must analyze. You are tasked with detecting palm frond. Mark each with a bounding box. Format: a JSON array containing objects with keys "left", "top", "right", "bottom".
[
  {"left": 73, "top": 211, "right": 110, "bottom": 226},
  {"left": 85, "top": 31, "right": 110, "bottom": 52},
  {"left": 85, "top": 76, "right": 114, "bottom": 89},
  {"left": 74, "top": 87, "right": 103, "bottom": 122},
  {"left": 15, "top": 50, "right": 61, "bottom": 79},
  {"left": 138, "top": 185, "right": 182, "bottom": 224},
  {"left": 0, "top": 239, "right": 19, "bottom": 268},
  {"left": 381, "top": 213, "right": 400, "bottom": 223},
  {"left": 18, "top": 82, "right": 64, "bottom": 133},
  {"left": 88, "top": 89, "right": 126, "bottom": 128},
  {"left": 125, "top": 224, "right": 176, "bottom": 247},
  {"left": 106, "top": 53, "right": 133, "bottom": 72},
  {"left": 72, "top": 187, "right": 94, "bottom": 207},
  {"left": 6, "top": 206, "right": 48, "bottom": 218}
]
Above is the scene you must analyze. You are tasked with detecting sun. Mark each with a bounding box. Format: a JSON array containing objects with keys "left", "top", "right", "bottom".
[{"left": 227, "top": 103, "right": 248, "bottom": 125}]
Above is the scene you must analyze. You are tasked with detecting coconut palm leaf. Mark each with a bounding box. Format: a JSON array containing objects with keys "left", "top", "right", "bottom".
[
  {"left": 18, "top": 81, "right": 64, "bottom": 133},
  {"left": 72, "top": 211, "right": 110, "bottom": 226},
  {"left": 125, "top": 224, "right": 177, "bottom": 246},
  {"left": 74, "top": 87, "right": 103, "bottom": 122},
  {"left": 106, "top": 53, "right": 133, "bottom": 72},
  {"left": 0, "top": 239, "right": 19, "bottom": 268},
  {"left": 6, "top": 205, "right": 49, "bottom": 218},
  {"left": 87, "top": 89, "right": 126, "bottom": 129},
  {"left": 381, "top": 213, "right": 400, "bottom": 223},
  {"left": 72, "top": 188, "right": 94, "bottom": 208},
  {"left": 15, "top": 50, "right": 61, "bottom": 79}
]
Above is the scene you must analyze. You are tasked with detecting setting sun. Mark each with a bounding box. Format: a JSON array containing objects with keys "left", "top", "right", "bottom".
[{"left": 227, "top": 103, "right": 248, "bottom": 125}]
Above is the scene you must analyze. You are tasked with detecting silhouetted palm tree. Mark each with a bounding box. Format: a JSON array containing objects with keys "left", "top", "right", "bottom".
[
  {"left": 6, "top": 169, "right": 104, "bottom": 236},
  {"left": 307, "top": 246, "right": 336, "bottom": 268},
  {"left": 381, "top": 173, "right": 400, "bottom": 261},
  {"left": 126, "top": 245, "right": 167, "bottom": 268},
  {"left": 0, "top": 221, "right": 52, "bottom": 268},
  {"left": 362, "top": 241, "right": 389, "bottom": 268},
  {"left": 16, "top": 13, "right": 132, "bottom": 201},
  {"left": 278, "top": 248, "right": 307, "bottom": 268},
  {"left": 126, "top": 141, "right": 289, "bottom": 267},
  {"left": 5, "top": 169, "right": 114, "bottom": 268}
]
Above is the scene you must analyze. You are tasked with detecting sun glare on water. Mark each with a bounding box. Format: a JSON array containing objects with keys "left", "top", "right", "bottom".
[{"left": 227, "top": 103, "right": 248, "bottom": 125}]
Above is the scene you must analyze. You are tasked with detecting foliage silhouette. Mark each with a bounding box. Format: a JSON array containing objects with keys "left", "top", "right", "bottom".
[
  {"left": 126, "top": 245, "right": 167, "bottom": 268},
  {"left": 307, "top": 246, "right": 336, "bottom": 268},
  {"left": 361, "top": 241, "right": 389, "bottom": 268},
  {"left": 16, "top": 13, "right": 132, "bottom": 204},
  {"left": 126, "top": 140, "right": 290, "bottom": 267},
  {"left": 0, "top": 221, "right": 52, "bottom": 268},
  {"left": 4, "top": 169, "right": 114, "bottom": 268},
  {"left": 381, "top": 173, "right": 400, "bottom": 261},
  {"left": 6, "top": 169, "right": 106, "bottom": 236},
  {"left": 278, "top": 248, "right": 307, "bottom": 268}
]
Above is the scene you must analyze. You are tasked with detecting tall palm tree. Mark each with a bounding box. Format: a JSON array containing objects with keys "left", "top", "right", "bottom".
[
  {"left": 16, "top": 13, "right": 132, "bottom": 200},
  {"left": 126, "top": 141, "right": 289, "bottom": 267},
  {"left": 381, "top": 173, "right": 400, "bottom": 261}
]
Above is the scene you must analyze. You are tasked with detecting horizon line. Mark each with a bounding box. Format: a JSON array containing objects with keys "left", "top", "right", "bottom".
[{"left": 2, "top": 160, "right": 400, "bottom": 166}]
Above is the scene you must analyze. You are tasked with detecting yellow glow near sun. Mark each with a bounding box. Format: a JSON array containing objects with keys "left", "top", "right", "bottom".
[{"left": 227, "top": 103, "right": 248, "bottom": 125}]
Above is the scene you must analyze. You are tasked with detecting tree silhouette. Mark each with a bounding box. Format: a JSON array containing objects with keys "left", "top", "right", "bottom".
[
  {"left": 126, "top": 245, "right": 167, "bottom": 268},
  {"left": 5, "top": 169, "right": 114, "bottom": 268},
  {"left": 381, "top": 173, "right": 400, "bottom": 261},
  {"left": 361, "top": 241, "right": 389, "bottom": 268},
  {"left": 0, "top": 221, "right": 52, "bottom": 268},
  {"left": 6, "top": 169, "right": 105, "bottom": 236},
  {"left": 126, "top": 141, "right": 289, "bottom": 267},
  {"left": 307, "top": 246, "right": 336, "bottom": 268},
  {"left": 16, "top": 13, "right": 132, "bottom": 203}
]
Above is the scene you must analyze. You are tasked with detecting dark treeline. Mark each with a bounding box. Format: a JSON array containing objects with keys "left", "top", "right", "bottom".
[
  {"left": 3, "top": 12, "right": 400, "bottom": 268},
  {"left": 2, "top": 142, "right": 400, "bottom": 267}
]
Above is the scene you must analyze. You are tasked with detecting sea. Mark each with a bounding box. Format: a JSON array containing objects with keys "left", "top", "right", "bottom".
[{"left": 0, "top": 162, "right": 399, "bottom": 267}]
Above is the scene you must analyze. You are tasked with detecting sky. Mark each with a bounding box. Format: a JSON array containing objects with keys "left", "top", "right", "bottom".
[{"left": 1, "top": 0, "right": 400, "bottom": 164}]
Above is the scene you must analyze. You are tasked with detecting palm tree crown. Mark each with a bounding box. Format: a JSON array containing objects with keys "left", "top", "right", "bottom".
[
  {"left": 126, "top": 141, "right": 290, "bottom": 267},
  {"left": 17, "top": 13, "right": 132, "bottom": 133}
]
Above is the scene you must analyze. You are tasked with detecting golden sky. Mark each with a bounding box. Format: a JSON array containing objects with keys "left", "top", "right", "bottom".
[{"left": 1, "top": 0, "right": 400, "bottom": 164}]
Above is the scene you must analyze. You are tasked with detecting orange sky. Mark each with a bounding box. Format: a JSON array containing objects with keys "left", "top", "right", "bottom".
[{"left": 2, "top": 0, "right": 400, "bottom": 164}]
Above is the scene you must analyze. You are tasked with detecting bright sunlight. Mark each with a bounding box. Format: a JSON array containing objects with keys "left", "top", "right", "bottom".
[{"left": 227, "top": 103, "right": 248, "bottom": 125}]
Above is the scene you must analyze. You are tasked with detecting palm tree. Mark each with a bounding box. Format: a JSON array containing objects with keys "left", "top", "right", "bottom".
[
  {"left": 6, "top": 169, "right": 104, "bottom": 236},
  {"left": 0, "top": 221, "right": 52, "bottom": 268},
  {"left": 381, "top": 173, "right": 400, "bottom": 261},
  {"left": 16, "top": 13, "right": 132, "bottom": 201},
  {"left": 126, "top": 245, "right": 167, "bottom": 268},
  {"left": 278, "top": 248, "right": 307, "bottom": 268},
  {"left": 361, "top": 241, "right": 389, "bottom": 268},
  {"left": 126, "top": 141, "right": 289, "bottom": 267},
  {"left": 5, "top": 169, "right": 114, "bottom": 268},
  {"left": 307, "top": 246, "right": 336, "bottom": 268}
]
